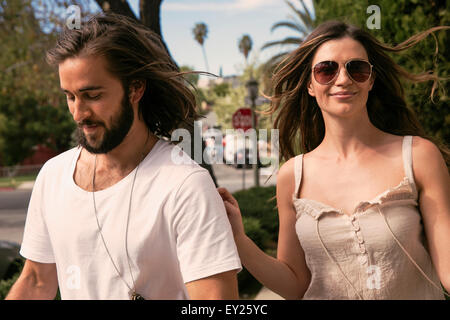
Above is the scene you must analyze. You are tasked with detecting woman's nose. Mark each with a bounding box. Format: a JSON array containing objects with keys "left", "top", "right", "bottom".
[{"left": 334, "top": 65, "right": 353, "bottom": 85}]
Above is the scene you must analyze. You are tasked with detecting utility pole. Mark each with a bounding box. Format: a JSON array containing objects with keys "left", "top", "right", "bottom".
[{"left": 246, "top": 78, "right": 259, "bottom": 187}]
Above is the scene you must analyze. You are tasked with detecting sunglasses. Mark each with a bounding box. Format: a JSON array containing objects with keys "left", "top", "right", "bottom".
[{"left": 312, "top": 59, "right": 373, "bottom": 84}]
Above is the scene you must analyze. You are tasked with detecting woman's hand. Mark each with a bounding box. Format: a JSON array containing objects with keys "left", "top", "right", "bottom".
[{"left": 217, "top": 187, "right": 245, "bottom": 239}]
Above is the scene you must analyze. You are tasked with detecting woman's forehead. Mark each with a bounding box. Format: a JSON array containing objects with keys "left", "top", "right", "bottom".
[{"left": 312, "top": 37, "right": 369, "bottom": 64}]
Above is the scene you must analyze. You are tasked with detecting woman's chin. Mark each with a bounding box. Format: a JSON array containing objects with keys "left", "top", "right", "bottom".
[{"left": 322, "top": 103, "right": 364, "bottom": 118}]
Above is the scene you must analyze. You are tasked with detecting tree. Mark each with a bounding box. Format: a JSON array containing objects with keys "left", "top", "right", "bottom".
[
  {"left": 193, "top": 22, "right": 210, "bottom": 72},
  {"left": 238, "top": 34, "right": 253, "bottom": 65},
  {"left": 213, "top": 83, "right": 231, "bottom": 97},
  {"left": 314, "top": 0, "right": 450, "bottom": 144},
  {"left": 261, "top": 0, "right": 316, "bottom": 85},
  {"left": 0, "top": 114, "right": 6, "bottom": 159},
  {"left": 0, "top": 0, "right": 59, "bottom": 101},
  {"left": 0, "top": 97, "right": 75, "bottom": 166},
  {"left": 0, "top": 0, "right": 75, "bottom": 166},
  {"left": 180, "top": 65, "right": 199, "bottom": 86},
  {"left": 213, "top": 63, "right": 272, "bottom": 134},
  {"left": 94, "top": 0, "right": 174, "bottom": 59}
]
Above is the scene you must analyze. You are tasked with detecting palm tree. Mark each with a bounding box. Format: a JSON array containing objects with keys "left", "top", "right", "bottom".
[
  {"left": 238, "top": 34, "right": 253, "bottom": 65},
  {"left": 193, "top": 22, "right": 209, "bottom": 72},
  {"left": 261, "top": 0, "right": 315, "bottom": 87}
]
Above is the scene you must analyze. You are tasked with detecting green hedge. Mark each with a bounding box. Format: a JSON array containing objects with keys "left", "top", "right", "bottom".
[
  {"left": 0, "top": 273, "right": 20, "bottom": 299},
  {"left": 234, "top": 186, "right": 278, "bottom": 244},
  {"left": 0, "top": 258, "right": 24, "bottom": 299},
  {"left": 0, "top": 257, "right": 63, "bottom": 300},
  {"left": 232, "top": 186, "right": 278, "bottom": 298}
]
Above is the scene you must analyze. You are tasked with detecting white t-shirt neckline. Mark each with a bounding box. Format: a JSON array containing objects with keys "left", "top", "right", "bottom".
[{"left": 68, "top": 139, "right": 163, "bottom": 196}]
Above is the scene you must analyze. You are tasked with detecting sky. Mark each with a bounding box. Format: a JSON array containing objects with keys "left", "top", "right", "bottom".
[{"left": 127, "top": 0, "right": 314, "bottom": 77}]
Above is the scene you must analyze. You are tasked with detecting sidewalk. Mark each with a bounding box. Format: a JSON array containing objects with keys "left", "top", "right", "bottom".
[{"left": 16, "top": 181, "right": 35, "bottom": 190}]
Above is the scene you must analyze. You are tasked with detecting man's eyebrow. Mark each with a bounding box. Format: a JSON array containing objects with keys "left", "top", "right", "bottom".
[{"left": 61, "top": 86, "right": 104, "bottom": 93}]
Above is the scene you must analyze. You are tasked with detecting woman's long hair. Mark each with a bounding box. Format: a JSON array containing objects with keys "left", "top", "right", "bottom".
[{"left": 267, "top": 21, "right": 449, "bottom": 166}]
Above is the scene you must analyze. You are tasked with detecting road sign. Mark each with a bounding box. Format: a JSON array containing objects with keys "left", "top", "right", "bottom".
[{"left": 232, "top": 108, "right": 254, "bottom": 131}]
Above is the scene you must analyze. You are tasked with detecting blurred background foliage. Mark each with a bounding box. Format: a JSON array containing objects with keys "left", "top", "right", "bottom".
[{"left": 0, "top": 0, "right": 76, "bottom": 166}]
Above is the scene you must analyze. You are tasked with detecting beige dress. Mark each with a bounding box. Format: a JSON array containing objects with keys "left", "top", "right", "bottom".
[{"left": 293, "top": 136, "right": 445, "bottom": 299}]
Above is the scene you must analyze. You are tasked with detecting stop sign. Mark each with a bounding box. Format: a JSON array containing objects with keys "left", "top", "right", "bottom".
[{"left": 232, "top": 108, "right": 254, "bottom": 131}]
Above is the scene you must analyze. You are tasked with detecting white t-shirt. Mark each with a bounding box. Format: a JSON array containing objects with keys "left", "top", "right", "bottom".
[{"left": 20, "top": 139, "right": 241, "bottom": 299}]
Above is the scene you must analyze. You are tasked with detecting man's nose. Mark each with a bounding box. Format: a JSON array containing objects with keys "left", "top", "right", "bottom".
[{"left": 71, "top": 98, "right": 91, "bottom": 123}]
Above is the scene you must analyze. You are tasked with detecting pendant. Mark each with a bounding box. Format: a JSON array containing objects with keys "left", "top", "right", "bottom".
[{"left": 131, "top": 292, "right": 145, "bottom": 300}]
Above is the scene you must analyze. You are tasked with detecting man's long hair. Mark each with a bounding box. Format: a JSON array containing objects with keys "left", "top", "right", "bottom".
[
  {"left": 46, "top": 12, "right": 199, "bottom": 139},
  {"left": 266, "top": 20, "right": 449, "bottom": 166}
]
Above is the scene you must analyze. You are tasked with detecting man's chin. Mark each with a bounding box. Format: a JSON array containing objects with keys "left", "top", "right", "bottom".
[
  {"left": 78, "top": 134, "right": 106, "bottom": 154},
  {"left": 80, "top": 141, "right": 106, "bottom": 154},
  {"left": 80, "top": 135, "right": 125, "bottom": 154}
]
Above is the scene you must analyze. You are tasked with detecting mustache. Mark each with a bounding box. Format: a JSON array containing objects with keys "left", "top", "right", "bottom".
[{"left": 77, "top": 119, "right": 104, "bottom": 127}]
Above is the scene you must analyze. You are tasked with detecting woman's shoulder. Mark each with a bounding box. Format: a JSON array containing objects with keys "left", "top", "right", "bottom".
[
  {"left": 278, "top": 156, "right": 297, "bottom": 180},
  {"left": 411, "top": 136, "right": 447, "bottom": 190},
  {"left": 276, "top": 155, "right": 302, "bottom": 193},
  {"left": 411, "top": 135, "right": 440, "bottom": 152},
  {"left": 411, "top": 136, "right": 443, "bottom": 165}
]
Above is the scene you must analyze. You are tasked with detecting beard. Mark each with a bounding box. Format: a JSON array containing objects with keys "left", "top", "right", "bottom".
[{"left": 76, "top": 95, "right": 134, "bottom": 154}]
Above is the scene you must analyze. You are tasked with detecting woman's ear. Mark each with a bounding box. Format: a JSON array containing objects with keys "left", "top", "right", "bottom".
[
  {"left": 369, "top": 73, "right": 375, "bottom": 91},
  {"left": 307, "top": 79, "right": 316, "bottom": 97}
]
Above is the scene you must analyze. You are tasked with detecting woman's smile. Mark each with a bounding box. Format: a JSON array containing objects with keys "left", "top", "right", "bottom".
[{"left": 329, "top": 90, "right": 356, "bottom": 99}]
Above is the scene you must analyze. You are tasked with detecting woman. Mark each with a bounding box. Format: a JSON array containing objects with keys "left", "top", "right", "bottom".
[{"left": 218, "top": 21, "right": 450, "bottom": 300}]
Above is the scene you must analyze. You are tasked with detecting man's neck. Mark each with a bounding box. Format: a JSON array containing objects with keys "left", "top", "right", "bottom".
[
  {"left": 97, "top": 128, "right": 157, "bottom": 174},
  {"left": 76, "top": 126, "right": 158, "bottom": 192}
]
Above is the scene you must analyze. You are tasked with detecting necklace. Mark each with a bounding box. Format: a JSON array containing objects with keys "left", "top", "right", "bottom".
[{"left": 91, "top": 150, "right": 147, "bottom": 300}]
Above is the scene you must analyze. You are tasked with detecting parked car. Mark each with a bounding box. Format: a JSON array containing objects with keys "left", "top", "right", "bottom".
[
  {"left": 233, "top": 148, "right": 265, "bottom": 169},
  {"left": 223, "top": 134, "right": 249, "bottom": 165}
]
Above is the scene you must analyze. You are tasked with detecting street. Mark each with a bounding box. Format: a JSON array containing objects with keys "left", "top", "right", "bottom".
[
  {"left": 212, "top": 163, "right": 277, "bottom": 193},
  {"left": 0, "top": 190, "right": 31, "bottom": 244},
  {"left": 0, "top": 164, "right": 277, "bottom": 245}
]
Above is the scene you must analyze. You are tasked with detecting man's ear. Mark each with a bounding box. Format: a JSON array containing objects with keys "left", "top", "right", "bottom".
[
  {"left": 307, "top": 79, "right": 315, "bottom": 97},
  {"left": 129, "top": 80, "right": 146, "bottom": 104}
]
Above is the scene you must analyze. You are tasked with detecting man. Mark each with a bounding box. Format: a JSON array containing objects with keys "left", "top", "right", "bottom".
[{"left": 6, "top": 13, "right": 241, "bottom": 300}]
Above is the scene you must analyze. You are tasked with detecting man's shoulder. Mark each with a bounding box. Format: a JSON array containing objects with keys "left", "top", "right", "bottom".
[
  {"left": 143, "top": 140, "right": 213, "bottom": 191},
  {"left": 39, "top": 147, "right": 80, "bottom": 175},
  {"left": 149, "top": 139, "right": 207, "bottom": 175}
]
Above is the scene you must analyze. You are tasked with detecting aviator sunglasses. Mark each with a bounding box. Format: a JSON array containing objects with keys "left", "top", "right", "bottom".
[{"left": 312, "top": 59, "right": 373, "bottom": 84}]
